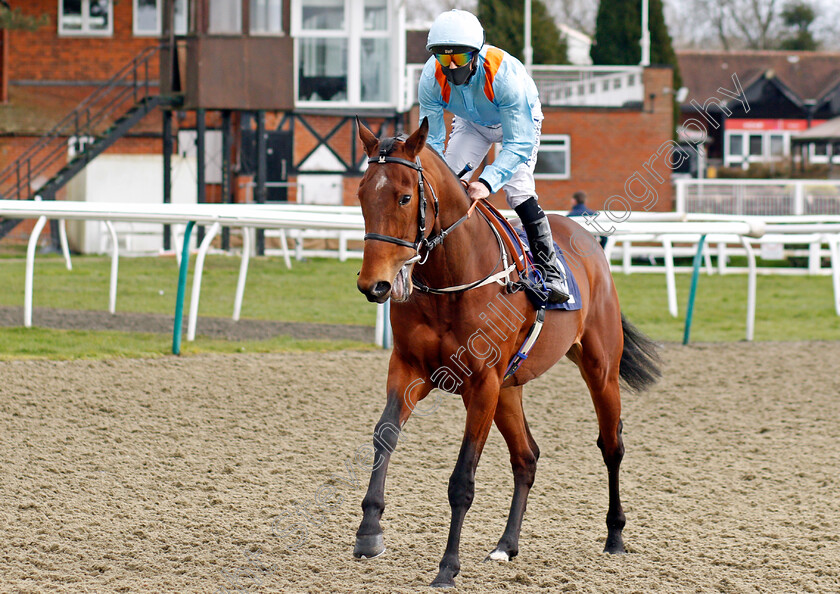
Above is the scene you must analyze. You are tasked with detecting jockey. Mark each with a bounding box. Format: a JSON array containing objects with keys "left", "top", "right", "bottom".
[{"left": 418, "top": 9, "right": 570, "bottom": 305}]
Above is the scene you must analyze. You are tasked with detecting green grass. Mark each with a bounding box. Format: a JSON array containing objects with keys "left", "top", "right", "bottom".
[
  {"left": 2, "top": 253, "right": 375, "bottom": 325},
  {"left": 613, "top": 272, "right": 840, "bottom": 343},
  {"left": 0, "top": 252, "right": 838, "bottom": 360}
]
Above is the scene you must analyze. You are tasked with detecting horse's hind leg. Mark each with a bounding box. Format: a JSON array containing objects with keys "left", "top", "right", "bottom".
[
  {"left": 576, "top": 335, "right": 626, "bottom": 554},
  {"left": 486, "top": 385, "right": 539, "bottom": 562}
]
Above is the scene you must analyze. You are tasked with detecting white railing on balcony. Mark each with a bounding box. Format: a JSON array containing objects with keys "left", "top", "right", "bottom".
[
  {"left": 674, "top": 178, "right": 840, "bottom": 216},
  {"left": 402, "top": 64, "right": 645, "bottom": 110},
  {"left": 530, "top": 65, "right": 644, "bottom": 107}
]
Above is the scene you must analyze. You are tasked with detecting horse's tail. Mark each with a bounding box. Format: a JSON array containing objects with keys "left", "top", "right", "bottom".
[{"left": 619, "top": 314, "right": 662, "bottom": 393}]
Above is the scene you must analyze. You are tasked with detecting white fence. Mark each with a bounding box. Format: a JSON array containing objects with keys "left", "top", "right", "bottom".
[
  {"left": 530, "top": 65, "right": 643, "bottom": 107},
  {"left": 403, "top": 64, "right": 644, "bottom": 109},
  {"left": 3, "top": 200, "right": 839, "bottom": 345},
  {"left": 675, "top": 178, "right": 840, "bottom": 216}
]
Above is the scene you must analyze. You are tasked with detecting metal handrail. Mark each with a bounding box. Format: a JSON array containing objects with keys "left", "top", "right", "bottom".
[{"left": 0, "top": 45, "right": 164, "bottom": 201}]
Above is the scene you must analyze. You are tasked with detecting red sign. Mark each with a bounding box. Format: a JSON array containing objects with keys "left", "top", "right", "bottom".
[{"left": 726, "top": 118, "right": 827, "bottom": 132}]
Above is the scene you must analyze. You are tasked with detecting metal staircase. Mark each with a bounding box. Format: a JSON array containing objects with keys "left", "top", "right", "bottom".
[{"left": 0, "top": 45, "right": 182, "bottom": 239}]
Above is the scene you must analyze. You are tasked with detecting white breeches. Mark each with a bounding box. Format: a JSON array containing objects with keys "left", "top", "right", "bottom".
[{"left": 443, "top": 116, "right": 541, "bottom": 209}]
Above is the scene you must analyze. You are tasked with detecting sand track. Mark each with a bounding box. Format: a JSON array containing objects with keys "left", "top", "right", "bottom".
[{"left": 1, "top": 342, "right": 839, "bottom": 592}]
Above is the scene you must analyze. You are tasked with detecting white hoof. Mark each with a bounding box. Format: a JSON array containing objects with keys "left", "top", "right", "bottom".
[{"left": 486, "top": 549, "right": 510, "bottom": 562}]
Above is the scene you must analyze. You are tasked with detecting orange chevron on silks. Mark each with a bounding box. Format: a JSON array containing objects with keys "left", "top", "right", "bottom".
[
  {"left": 434, "top": 62, "right": 451, "bottom": 103},
  {"left": 482, "top": 47, "right": 504, "bottom": 102}
]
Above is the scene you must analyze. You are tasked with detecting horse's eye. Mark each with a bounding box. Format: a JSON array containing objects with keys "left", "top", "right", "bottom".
[{"left": 399, "top": 194, "right": 412, "bottom": 206}]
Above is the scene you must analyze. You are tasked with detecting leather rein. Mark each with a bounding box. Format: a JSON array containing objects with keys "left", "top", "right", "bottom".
[{"left": 363, "top": 144, "right": 512, "bottom": 294}]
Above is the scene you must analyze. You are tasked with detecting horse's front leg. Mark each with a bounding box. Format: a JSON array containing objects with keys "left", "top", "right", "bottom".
[
  {"left": 431, "top": 379, "right": 500, "bottom": 588},
  {"left": 353, "top": 361, "right": 431, "bottom": 559}
]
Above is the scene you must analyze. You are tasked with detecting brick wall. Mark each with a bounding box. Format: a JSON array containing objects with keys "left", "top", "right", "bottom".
[
  {"left": 7, "top": 0, "right": 160, "bottom": 82},
  {"left": 537, "top": 67, "right": 675, "bottom": 212}
]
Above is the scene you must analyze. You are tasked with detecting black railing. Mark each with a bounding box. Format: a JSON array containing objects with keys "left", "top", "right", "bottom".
[{"left": 0, "top": 45, "right": 162, "bottom": 202}]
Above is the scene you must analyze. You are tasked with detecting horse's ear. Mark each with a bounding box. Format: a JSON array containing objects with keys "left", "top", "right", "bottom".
[
  {"left": 357, "top": 117, "right": 379, "bottom": 157},
  {"left": 403, "top": 117, "right": 429, "bottom": 159}
]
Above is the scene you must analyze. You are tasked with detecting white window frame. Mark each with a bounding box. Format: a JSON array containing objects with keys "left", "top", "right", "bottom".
[
  {"left": 808, "top": 142, "right": 840, "bottom": 164},
  {"left": 725, "top": 129, "right": 793, "bottom": 168},
  {"left": 208, "top": 0, "right": 242, "bottom": 34},
  {"left": 533, "top": 134, "right": 571, "bottom": 180},
  {"left": 133, "top": 0, "right": 188, "bottom": 37},
  {"left": 292, "top": 0, "right": 398, "bottom": 108},
  {"left": 249, "top": 0, "right": 284, "bottom": 36},
  {"left": 59, "top": 0, "right": 114, "bottom": 37}
]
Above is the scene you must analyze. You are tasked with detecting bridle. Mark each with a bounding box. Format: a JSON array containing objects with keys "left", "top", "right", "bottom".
[
  {"left": 363, "top": 137, "right": 471, "bottom": 266},
  {"left": 362, "top": 137, "right": 516, "bottom": 294}
]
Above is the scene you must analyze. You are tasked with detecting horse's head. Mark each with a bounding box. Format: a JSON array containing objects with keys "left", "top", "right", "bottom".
[{"left": 356, "top": 118, "right": 433, "bottom": 303}]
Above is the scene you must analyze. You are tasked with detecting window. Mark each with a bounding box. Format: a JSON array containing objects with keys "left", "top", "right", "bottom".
[
  {"left": 209, "top": 0, "right": 242, "bottom": 34},
  {"left": 295, "top": 0, "right": 393, "bottom": 106},
  {"left": 769, "top": 134, "right": 784, "bottom": 158},
  {"left": 534, "top": 135, "right": 570, "bottom": 180},
  {"left": 729, "top": 134, "right": 743, "bottom": 156},
  {"left": 250, "top": 0, "right": 283, "bottom": 34},
  {"left": 133, "top": 0, "right": 188, "bottom": 36},
  {"left": 59, "top": 0, "right": 112, "bottom": 36},
  {"left": 748, "top": 134, "right": 763, "bottom": 157}
]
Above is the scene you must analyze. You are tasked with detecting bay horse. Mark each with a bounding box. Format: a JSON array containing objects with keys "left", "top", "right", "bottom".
[{"left": 353, "top": 118, "right": 661, "bottom": 588}]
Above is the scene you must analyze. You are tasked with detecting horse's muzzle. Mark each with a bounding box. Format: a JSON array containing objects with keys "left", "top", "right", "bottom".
[{"left": 358, "top": 280, "right": 392, "bottom": 303}]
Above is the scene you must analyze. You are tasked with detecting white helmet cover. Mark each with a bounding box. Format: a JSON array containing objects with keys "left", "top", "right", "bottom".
[{"left": 426, "top": 9, "right": 485, "bottom": 52}]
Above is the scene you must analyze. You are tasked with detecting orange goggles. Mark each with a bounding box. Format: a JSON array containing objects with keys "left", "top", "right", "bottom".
[{"left": 434, "top": 51, "right": 475, "bottom": 68}]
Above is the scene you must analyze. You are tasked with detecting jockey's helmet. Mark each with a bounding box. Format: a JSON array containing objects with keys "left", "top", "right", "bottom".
[{"left": 426, "top": 10, "right": 485, "bottom": 86}]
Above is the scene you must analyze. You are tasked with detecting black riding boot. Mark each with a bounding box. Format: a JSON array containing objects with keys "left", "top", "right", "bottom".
[{"left": 515, "top": 198, "right": 570, "bottom": 305}]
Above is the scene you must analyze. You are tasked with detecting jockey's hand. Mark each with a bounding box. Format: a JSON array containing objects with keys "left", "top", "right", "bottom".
[{"left": 467, "top": 181, "right": 490, "bottom": 202}]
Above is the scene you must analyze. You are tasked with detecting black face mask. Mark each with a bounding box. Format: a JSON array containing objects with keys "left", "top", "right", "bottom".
[{"left": 443, "top": 59, "right": 476, "bottom": 86}]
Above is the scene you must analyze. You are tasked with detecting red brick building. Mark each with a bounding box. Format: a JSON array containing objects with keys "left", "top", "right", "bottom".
[{"left": 1, "top": 2, "right": 676, "bottom": 248}]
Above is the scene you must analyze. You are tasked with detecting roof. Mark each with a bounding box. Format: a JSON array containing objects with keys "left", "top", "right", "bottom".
[
  {"left": 792, "top": 116, "right": 840, "bottom": 142},
  {"left": 677, "top": 49, "right": 840, "bottom": 107}
]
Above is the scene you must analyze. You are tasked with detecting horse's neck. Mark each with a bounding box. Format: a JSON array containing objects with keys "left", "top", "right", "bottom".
[{"left": 417, "top": 162, "right": 499, "bottom": 288}]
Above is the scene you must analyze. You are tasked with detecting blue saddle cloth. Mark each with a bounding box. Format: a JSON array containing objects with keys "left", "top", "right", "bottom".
[
  {"left": 511, "top": 227, "right": 582, "bottom": 311},
  {"left": 482, "top": 206, "right": 581, "bottom": 310}
]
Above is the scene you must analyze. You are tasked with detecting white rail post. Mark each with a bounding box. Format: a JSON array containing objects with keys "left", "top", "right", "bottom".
[
  {"left": 794, "top": 182, "right": 805, "bottom": 216},
  {"left": 830, "top": 235, "right": 840, "bottom": 316},
  {"left": 662, "top": 237, "right": 678, "bottom": 317},
  {"left": 375, "top": 303, "right": 385, "bottom": 348},
  {"left": 24, "top": 216, "right": 48, "bottom": 328},
  {"left": 622, "top": 240, "right": 632, "bottom": 274},
  {"left": 104, "top": 221, "right": 119, "bottom": 314},
  {"left": 808, "top": 240, "right": 821, "bottom": 275},
  {"left": 717, "top": 242, "right": 727, "bottom": 275},
  {"left": 58, "top": 219, "right": 72, "bottom": 271},
  {"left": 233, "top": 227, "right": 251, "bottom": 321},
  {"left": 187, "top": 221, "right": 221, "bottom": 341},
  {"left": 740, "top": 237, "right": 758, "bottom": 341},
  {"left": 675, "top": 178, "right": 686, "bottom": 214}
]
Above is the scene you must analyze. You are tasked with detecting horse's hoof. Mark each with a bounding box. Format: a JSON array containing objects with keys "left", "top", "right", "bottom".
[
  {"left": 430, "top": 578, "right": 456, "bottom": 588},
  {"left": 603, "top": 534, "right": 626, "bottom": 555},
  {"left": 484, "top": 549, "right": 510, "bottom": 562},
  {"left": 353, "top": 533, "right": 385, "bottom": 559}
]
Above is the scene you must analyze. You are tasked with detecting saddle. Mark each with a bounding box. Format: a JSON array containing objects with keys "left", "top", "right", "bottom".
[{"left": 470, "top": 198, "right": 580, "bottom": 312}]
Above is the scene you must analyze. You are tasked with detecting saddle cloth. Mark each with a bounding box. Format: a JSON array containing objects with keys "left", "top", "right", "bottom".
[{"left": 482, "top": 206, "right": 581, "bottom": 311}]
